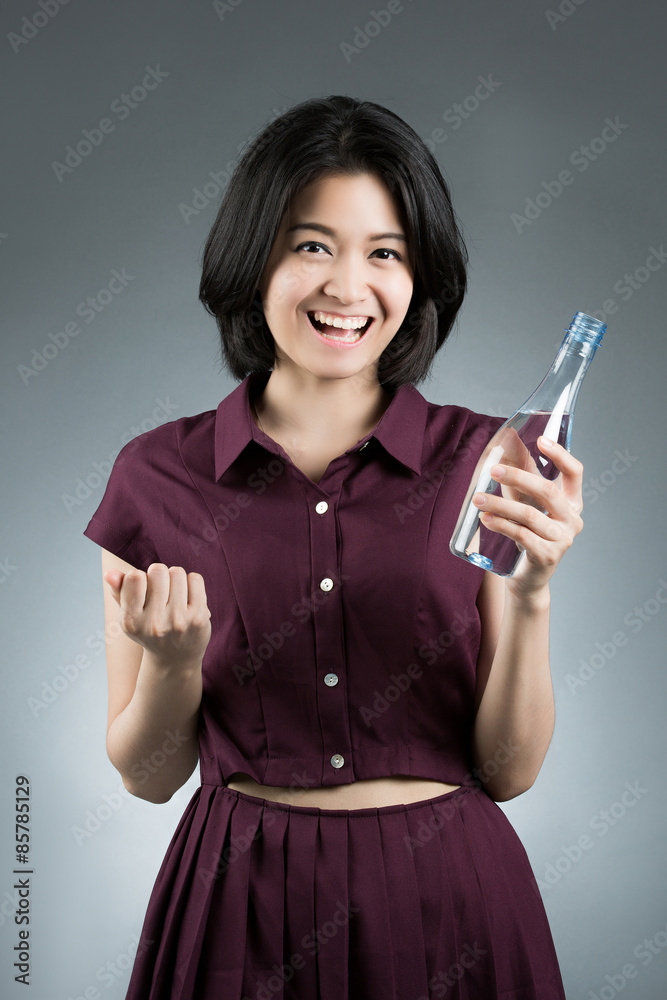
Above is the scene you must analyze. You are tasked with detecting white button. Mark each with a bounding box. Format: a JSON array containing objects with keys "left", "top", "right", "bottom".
[
  {"left": 359, "top": 441, "right": 369, "bottom": 451},
  {"left": 324, "top": 673, "right": 338, "bottom": 686},
  {"left": 331, "top": 754, "right": 344, "bottom": 768},
  {"left": 316, "top": 501, "right": 329, "bottom": 514},
  {"left": 320, "top": 577, "right": 334, "bottom": 592}
]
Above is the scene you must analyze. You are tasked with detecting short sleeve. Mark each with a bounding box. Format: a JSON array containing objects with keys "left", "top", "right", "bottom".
[{"left": 82, "top": 434, "right": 163, "bottom": 572}]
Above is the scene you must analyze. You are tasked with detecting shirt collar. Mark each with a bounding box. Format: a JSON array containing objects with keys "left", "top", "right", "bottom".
[{"left": 214, "top": 370, "right": 426, "bottom": 481}]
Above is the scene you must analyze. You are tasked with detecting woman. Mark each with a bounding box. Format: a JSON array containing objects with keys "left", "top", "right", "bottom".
[{"left": 84, "top": 95, "right": 580, "bottom": 998}]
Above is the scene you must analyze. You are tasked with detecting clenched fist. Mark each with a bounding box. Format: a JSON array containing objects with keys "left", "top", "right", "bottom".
[{"left": 103, "top": 563, "right": 212, "bottom": 668}]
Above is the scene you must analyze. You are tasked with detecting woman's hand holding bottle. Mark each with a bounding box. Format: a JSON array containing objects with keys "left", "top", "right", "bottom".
[{"left": 471, "top": 436, "right": 585, "bottom": 599}]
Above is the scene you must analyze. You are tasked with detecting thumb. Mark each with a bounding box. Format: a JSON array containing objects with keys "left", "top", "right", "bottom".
[{"left": 103, "top": 568, "right": 124, "bottom": 601}]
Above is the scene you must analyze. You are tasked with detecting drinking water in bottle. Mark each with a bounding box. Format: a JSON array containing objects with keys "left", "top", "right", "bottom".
[{"left": 449, "top": 312, "right": 606, "bottom": 577}]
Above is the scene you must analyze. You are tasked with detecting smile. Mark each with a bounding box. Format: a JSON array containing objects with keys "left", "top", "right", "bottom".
[{"left": 307, "top": 311, "right": 374, "bottom": 346}]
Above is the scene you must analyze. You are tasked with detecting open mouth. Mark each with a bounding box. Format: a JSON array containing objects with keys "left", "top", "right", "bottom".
[{"left": 307, "top": 312, "right": 374, "bottom": 342}]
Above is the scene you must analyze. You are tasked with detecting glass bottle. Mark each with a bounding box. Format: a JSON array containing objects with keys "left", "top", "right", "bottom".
[{"left": 449, "top": 311, "right": 606, "bottom": 577}]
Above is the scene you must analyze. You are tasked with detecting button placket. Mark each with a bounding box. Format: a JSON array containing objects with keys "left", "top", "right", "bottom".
[{"left": 306, "top": 463, "right": 353, "bottom": 782}]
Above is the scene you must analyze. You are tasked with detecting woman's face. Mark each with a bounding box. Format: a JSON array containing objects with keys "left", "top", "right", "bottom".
[{"left": 257, "top": 172, "right": 415, "bottom": 383}]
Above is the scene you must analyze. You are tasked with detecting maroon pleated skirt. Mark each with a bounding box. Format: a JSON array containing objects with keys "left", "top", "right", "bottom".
[{"left": 124, "top": 781, "right": 566, "bottom": 999}]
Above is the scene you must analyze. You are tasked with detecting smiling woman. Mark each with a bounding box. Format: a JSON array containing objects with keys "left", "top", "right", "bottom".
[{"left": 83, "top": 94, "right": 571, "bottom": 999}]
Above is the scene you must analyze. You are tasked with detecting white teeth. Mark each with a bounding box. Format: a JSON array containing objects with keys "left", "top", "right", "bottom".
[{"left": 313, "top": 311, "right": 370, "bottom": 331}]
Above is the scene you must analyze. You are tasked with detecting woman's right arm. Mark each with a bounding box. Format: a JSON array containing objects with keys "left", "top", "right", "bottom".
[{"left": 100, "top": 549, "right": 212, "bottom": 804}]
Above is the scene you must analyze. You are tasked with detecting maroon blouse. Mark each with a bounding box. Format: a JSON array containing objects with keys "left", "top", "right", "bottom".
[{"left": 83, "top": 370, "right": 505, "bottom": 790}]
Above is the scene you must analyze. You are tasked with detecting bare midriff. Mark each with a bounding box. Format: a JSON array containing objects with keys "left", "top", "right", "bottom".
[{"left": 226, "top": 773, "right": 461, "bottom": 809}]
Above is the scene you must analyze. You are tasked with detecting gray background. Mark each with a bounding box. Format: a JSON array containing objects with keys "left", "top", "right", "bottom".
[{"left": 1, "top": 0, "right": 666, "bottom": 997}]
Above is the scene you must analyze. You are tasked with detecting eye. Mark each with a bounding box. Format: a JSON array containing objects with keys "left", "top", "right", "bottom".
[
  {"left": 296, "top": 241, "right": 329, "bottom": 254},
  {"left": 372, "top": 248, "right": 403, "bottom": 261}
]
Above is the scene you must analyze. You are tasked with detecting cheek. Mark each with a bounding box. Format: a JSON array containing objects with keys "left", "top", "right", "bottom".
[
  {"left": 390, "top": 278, "right": 414, "bottom": 318},
  {"left": 269, "top": 264, "right": 305, "bottom": 305}
]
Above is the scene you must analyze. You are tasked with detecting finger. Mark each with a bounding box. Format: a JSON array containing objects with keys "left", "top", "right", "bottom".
[
  {"left": 478, "top": 510, "right": 560, "bottom": 567},
  {"left": 188, "top": 573, "right": 211, "bottom": 620},
  {"left": 142, "top": 563, "right": 171, "bottom": 612},
  {"left": 498, "top": 425, "right": 542, "bottom": 477},
  {"left": 118, "top": 567, "right": 148, "bottom": 612},
  {"left": 489, "top": 464, "right": 570, "bottom": 519},
  {"left": 103, "top": 569, "right": 124, "bottom": 602},
  {"left": 473, "top": 493, "right": 562, "bottom": 541},
  {"left": 165, "top": 566, "right": 189, "bottom": 613},
  {"left": 186, "top": 572, "right": 211, "bottom": 617},
  {"left": 538, "top": 438, "right": 584, "bottom": 489}
]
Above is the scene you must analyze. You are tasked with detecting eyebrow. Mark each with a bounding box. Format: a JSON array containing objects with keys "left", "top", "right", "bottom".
[{"left": 286, "top": 222, "right": 407, "bottom": 244}]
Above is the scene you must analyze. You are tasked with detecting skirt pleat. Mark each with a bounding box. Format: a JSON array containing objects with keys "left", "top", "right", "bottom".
[
  {"left": 123, "top": 781, "right": 566, "bottom": 1000},
  {"left": 241, "top": 806, "right": 287, "bottom": 995},
  {"left": 283, "top": 812, "right": 319, "bottom": 998},
  {"left": 193, "top": 789, "right": 259, "bottom": 996},
  {"left": 407, "top": 794, "right": 492, "bottom": 999},
  {"left": 377, "top": 809, "right": 432, "bottom": 995},
  {"left": 310, "top": 814, "right": 350, "bottom": 1000},
  {"left": 346, "top": 808, "right": 396, "bottom": 996}
]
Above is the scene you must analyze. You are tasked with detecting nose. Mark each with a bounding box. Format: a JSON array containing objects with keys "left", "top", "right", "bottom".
[{"left": 321, "top": 253, "right": 371, "bottom": 306}]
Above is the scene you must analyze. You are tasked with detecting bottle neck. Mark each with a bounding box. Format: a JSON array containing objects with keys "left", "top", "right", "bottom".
[{"left": 521, "top": 332, "right": 600, "bottom": 417}]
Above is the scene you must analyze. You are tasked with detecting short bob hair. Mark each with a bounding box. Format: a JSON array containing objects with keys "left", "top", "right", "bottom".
[{"left": 199, "top": 94, "right": 469, "bottom": 392}]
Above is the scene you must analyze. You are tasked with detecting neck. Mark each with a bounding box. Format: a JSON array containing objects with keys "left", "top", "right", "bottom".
[{"left": 251, "top": 365, "right": 392, "bottom": 444}]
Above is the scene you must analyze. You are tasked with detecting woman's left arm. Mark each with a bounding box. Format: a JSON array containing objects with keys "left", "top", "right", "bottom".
[{"left": 470, "top": 435, "right": 585, "bottom": 802}]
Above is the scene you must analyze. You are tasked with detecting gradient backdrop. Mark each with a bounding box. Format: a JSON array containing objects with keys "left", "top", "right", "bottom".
[{"left": 2, "top": 1, "right": 666, "bottom": 997}]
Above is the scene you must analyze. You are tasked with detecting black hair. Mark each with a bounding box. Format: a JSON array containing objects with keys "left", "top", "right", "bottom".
[{"left": 198, "top": 94, "right": 469, "bottom": 391}]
